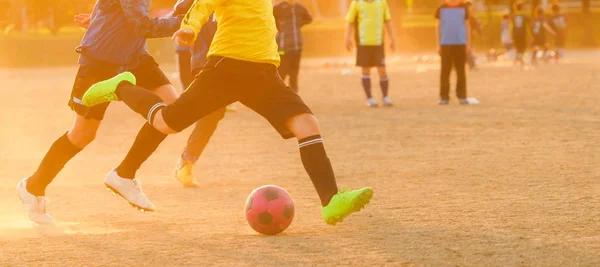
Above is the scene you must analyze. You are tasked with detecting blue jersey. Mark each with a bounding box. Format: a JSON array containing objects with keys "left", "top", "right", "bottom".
[
  {"left": 435, "top": 3, "right": 470, "bottom": 46},
  {"left": 78, "top": 0, "right": 181, "bottom": 70},
  {"left": 173, "top": 0, "right": 218, "bottom": 70}
]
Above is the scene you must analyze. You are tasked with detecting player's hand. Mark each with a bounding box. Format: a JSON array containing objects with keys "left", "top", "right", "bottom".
[
  {"left": 345, "top": 38, "right": 353, "bottom": 51},
  {"left": 390, "top": 40, "right": 396, "bottom": 52},
  {"left": 173, "top": 28, "right": 195, "bottom": 46},
  {"left": 74, "top": 13, "right": 91, "bottom": 29}
]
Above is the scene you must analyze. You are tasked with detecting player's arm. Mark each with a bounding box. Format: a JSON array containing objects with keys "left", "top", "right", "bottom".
[
  {"left": 543, "top": 21, "right": 556, "bottom": 35},
  {"left": 175, "top": 0, "right": 222, "bottom": 46},
  {"left": 173, "top": 0, "right": 195, "bottom": 17},
  {"left": 383, "top": 2, "right": 396, "bottom": 52},
  {"left": 465, "top": 7, "right": 471, "bottom": 52},
  {"left": 344, "top": 1, "right": 358, "bottom": 51},
  {"left": 119, "top": 0, "right": 182, "bottom": 38},
  {"left": 297, "top": 5, "right": 313, "bottom": 27},
  {"left": 434, "top": 7, "right": 441, "bottom": 55}
]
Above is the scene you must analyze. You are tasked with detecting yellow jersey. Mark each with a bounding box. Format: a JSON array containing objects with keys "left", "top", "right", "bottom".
[
  {"left": 346, "top": 0, "right": 392, "bottom": 46},
  {"left": 181, "top": 0, "right": 280, "bottom": 66}
]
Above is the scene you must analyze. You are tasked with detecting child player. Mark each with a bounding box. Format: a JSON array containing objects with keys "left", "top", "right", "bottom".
[
  {"left": 17, "top": 1, "right": 182, "bottom": 224},
  {"left": 530, "top": 6, "right": 556, "bottom": 65},
  {"left": 171, "top": 0, "right": 223, "bottom": 187},
  {"left": 81, "top": 0, "right": 374, "bottom": 226},
  {"left": 345, "top": 0, "right": 396, "bottom": 107},
  {"left": 274, "top": 0, "right": 312, "bottom": 92},
  {"left": 500, "top": 14, "right": 515, "bottom": 59},
  {"left": 435, "top": 0, "right": 478, "bottom": 105},
  {"left": 511, "top": 3, "right": 530, "bottom": 66},
  {"left": 549, "top": 3, "right": 567, "bottom": 62}
]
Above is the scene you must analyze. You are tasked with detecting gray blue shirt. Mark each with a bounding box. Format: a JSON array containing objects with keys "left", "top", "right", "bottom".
[
  {"left": 173, "top": 0, "right": 217, "bottom": 70},
  {"left": 77, "top": 0, "right": 181, "bottom": 70},
  {"left": 435, "top": 3, "right": 469, "bottom": 46}
]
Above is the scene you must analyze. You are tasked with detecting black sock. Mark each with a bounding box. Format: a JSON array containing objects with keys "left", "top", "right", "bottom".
[
  {"left": 27, "top": 133, "right": 82, "bottom": 196},
  {"left": 361, "top": 74, "right": 372, "bottom": 99},
  {"left": 380, "top": 76, "right": 389, "bottom": 97},
  {"left": 116, "top": 82, "right": 166, "bottom": 124},
  {"left": 116, "top": 123, "right": 167, "bottom": 179},
  {"left": 298, "top": 135, "right": 338, "bottom": 206}
]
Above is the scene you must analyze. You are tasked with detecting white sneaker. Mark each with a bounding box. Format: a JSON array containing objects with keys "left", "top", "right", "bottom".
[
  {"left": 383, "top": 96, "right": 393, "bottom": 107},
  {"left": 104, "top": 170, "right": 155, "bottom": 212},
  {"left": 366, "top": 98, "right": 378, "bottom": 107},
  {"left": 226, "top": 103, "right": 237, "bottom": 112},
  {"left": 460, "top": 97, "right": 480, "bottom": 105},
  {"left": 16, "top": 178, "right": 55, "bottom": 224}
]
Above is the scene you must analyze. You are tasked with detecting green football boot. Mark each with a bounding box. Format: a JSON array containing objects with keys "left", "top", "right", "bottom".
[
  {"left": 82, "top": 71, "right": 136, "bottom": 107},
  {"left": 321, "top": 187, "right": 374, "bottom": 226}
]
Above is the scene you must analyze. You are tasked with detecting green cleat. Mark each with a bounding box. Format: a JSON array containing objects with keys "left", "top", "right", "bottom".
[
  {"left": 82, "top": 71, "right": 136, "bottom": 107},
  {"left": 321, "top": 187, "right": 374, "bottom": 226}
]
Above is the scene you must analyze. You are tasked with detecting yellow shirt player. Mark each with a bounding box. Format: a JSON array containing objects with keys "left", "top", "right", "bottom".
[
  {"left": 345, "top": 0, "right": 396, "bottom": 107},
  {"left": 81, "top": 0, "right": 374, "bottom": 226}
]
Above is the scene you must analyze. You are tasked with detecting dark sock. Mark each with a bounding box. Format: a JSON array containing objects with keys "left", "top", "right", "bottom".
[
  {"left": 116, "top": 82, "right": 166, "bottom": 124},
  {"left": 26, "top": 133, "right": 82, "bottom": 196},
  {"left": 380, "top": 76, "right": 389, "bottom": 97},
  {"left": 298, "top": 135, "right": 339, "bottom": 206},
  {"left": 361, "top": 74, "right": 372, "bottom": 99},
  {"left": 116, "top": 123, "right": 167, "bottom": 179}
]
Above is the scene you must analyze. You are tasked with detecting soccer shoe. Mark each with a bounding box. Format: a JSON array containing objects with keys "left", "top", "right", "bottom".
[
  {"left": 366, "top": 98, "right": 378, "bottom": 108},
  {"left": 104, "top": 170, "right": 155, "bottom": 212},
  {"left": 383, "top": 96, "right": 393, "bottom": 107},
  {"left": 459, "top": 97, "right": 480, "bottom": 105},
  {"left": 438, "top": 99, "right": 449, "bottom": 105},
  {"left": 175, "top": 158, "right": 198, "bottom": 187},
  {"left": 16, "top": 178, "right": 55, "bottom": 224},
  {"left": 226, "top": 103, "right": 237, "bottom": 112},
  {"left": 82, "top": 72, "right": 136, "bottom": 107},
  {"left": 321, "top": 187, "right": 374, "bottom": 226}
]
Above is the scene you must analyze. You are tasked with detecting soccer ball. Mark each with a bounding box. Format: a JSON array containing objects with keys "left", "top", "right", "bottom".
[{"left": 245, "top": 185, "right": 295, "bottom": 235}]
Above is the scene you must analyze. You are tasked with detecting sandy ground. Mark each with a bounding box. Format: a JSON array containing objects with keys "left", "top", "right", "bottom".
[{"left": 0, "top": 52, "right": 599, "bottom": 266}]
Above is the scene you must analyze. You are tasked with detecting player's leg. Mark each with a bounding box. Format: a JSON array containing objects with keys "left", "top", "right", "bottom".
[
  {"left": 287, "top": 51, "right": 302, "bottom": 92},
  {"left": 106, "top": 56, "right": 181, "bottom": 211},
  {"left": 531, "top": 44, "right": 539, "bottom": 65},
  {"left": 439, "top": 46, "right": 452, "bottom": 104},
  {"left": 18, "top": 65, "right": 114, "bottom": 224},
  {"left": 356, "top": 46, "right": 376, "bottom": 107},
  {"left": 176, "top": 106, "right": 227, "bottom": 187},
  {"left": 239, "top": 64, "right": 373, "bottom": 226},
  {"left": 176, "top": 48, "right": 193, "bottom": 89},
  {"left": 453, "top": 45, "right": 469, "bottom": 103},
  {"left": 377, "top": 66, "right": 391, "bottom": 107}
]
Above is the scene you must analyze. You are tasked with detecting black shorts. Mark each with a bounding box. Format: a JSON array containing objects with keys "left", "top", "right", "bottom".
[
  {"left": 69, "top": 55, "right": 171, "bottom": 120},
  {"left": 161, "top": 57, "right": 312, "bottom": 139},
  {"left": 356, "top": 45, "right": 385, "bottom": 67},
  {"left": 513, "top": 35, "right": 527, "bottom": 53},
  {"left": 532, "top": 34, "right": 546, "bottom": 47}
]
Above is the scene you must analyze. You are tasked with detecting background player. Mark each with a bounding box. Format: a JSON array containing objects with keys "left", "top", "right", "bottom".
[
  {"left": 511, "top": 3, "right": 529, "bottom": 66},
  {"left": 530, "top": 6, "right": 556, "bottom": 65},
  {"left": 500, "top": 14, "right": 515, "bottom": 59},
  {"left": 274, "top": 0, "right": 312, "bottom": 93},
  {"left": 16, "top": 0, "right": 182, "bottom": 224},
  {"left": 435, "top": 0, "right": 478, "bottom": 105},
  {"left": 345, "top": 0, "right": 396, "bottom": 107},
  {"left": 82, "top": 0, "right": 374, "bottom": 226},
  {"left": 171, "top": 0, "right": 224, "bottom": 187},
  {"left": 549, "top": 3, "right": 567, "bottom": 62}
]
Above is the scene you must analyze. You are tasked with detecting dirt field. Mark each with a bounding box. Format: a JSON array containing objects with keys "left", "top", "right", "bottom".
[{"left": 0, "top": 52, "right": 599, "bottom": 266}]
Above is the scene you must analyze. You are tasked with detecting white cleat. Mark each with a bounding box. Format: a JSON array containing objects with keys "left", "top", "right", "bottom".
[
  {"left": 104, "top": 170, "right": 155, "bottom": 212},
  {"left": 383, "top": 96, "right": 393, "bottom": 107},
  {"left": 460, "top": 97, "right": 480, "bottom": 105},
  {"left": 16, "top": 178, "right": 55, "bottom": 225},
  {"left": 366, "top": 98, "right": 378, "bottom": 107}
]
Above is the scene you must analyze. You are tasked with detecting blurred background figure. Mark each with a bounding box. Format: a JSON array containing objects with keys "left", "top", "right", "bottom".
[
  {"left": 511, "top": 3, "right": 530, "bottom": 66},
  {"left": 465, "top": 0, "right": 482, "bottom": 70},
  {"left": 530, "top": 5, "right": 556, "bottom": 65},
  {"left": 501, "top": 14, "right": 515, "bottom": 60},
  {"left": 274, "top": 0, "right": 313, "bottom": 93},
  {"left": 549, "top": 3, "right": 568, "bottom": 62}
]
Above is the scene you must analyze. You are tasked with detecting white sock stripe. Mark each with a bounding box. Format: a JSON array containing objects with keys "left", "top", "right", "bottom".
[
  {"left": 147, "top": 103, "right": 167, "bottom": 123},
  {"left": 361, "top": 75, "right": 371, "bottom": 79},
  {"left": 298, "top": 138, "right": 324, "bottom": 148},
  {"left": 380, "top": 77, "right": 389, "bottom": 82}
]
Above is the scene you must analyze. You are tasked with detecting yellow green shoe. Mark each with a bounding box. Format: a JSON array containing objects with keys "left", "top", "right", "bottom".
[
  {"left": 82, "top": 71, "right": 136, "bottom": 107},
  {"left": 321, "top": 187, "right": 374, "bottom": 226}
]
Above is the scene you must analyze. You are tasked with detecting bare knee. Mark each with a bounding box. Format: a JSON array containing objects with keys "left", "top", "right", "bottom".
[
  {"left": 377, "top": 67, "right": 388, "bottom": 77},
  {"left": 67, "top": 125, "right": 98, "bottom": 148},
  {"left": 153, "top": 84, "right": 179, "bottom": 105},
  {"left": 286, "top": 113, "right": 321, "bottom": 140}
]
